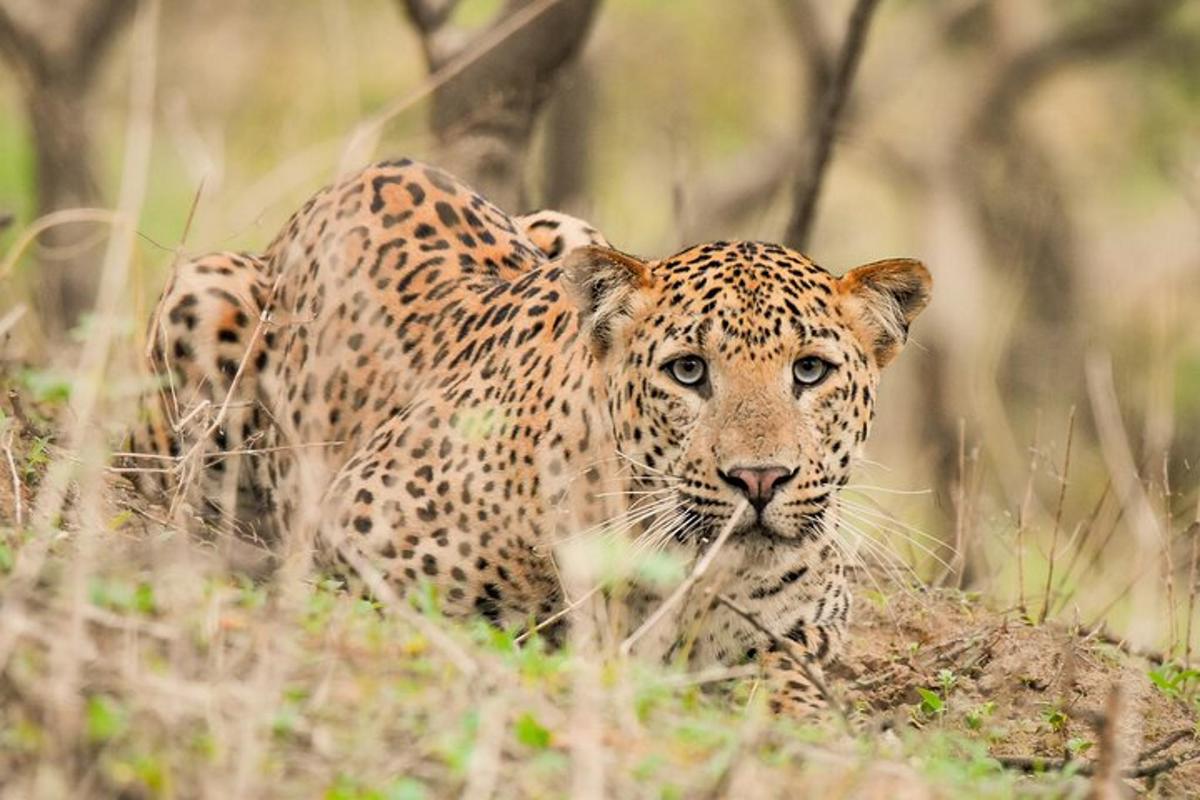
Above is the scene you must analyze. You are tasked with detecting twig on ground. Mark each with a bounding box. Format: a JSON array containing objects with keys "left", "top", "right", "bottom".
[
  {"left": 1137, "top": 728, "right": 1198, "bottom": 763},
  {"left": 993, "top": 745, "right": 1200, "bottom": 779},
  {"left": 1128, "top": 748, "right": 1200, "bottom": 780},
  {"left": 708, "top": 591, "right": 850, "bottom": 728},
  {"left": 7, "top": 388, "right": 45, "bottom": 439},
  {"left": 1087, "top": 683, "right": 1123, "bottom": 799}
]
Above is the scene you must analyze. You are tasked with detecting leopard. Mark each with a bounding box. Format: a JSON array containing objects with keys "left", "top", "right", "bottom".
[{"left": 126, "top": 157, "right": 931, "bottom": 714}]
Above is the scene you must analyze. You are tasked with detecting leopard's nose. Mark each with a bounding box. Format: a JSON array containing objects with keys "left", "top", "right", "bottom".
[{"left": 718, "top": 466, "right": 796, "bottom": 511}]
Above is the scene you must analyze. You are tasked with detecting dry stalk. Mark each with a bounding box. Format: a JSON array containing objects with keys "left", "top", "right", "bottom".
[
  {"left": 939, "top": 418, "right": 980, "bottom": 588},
  {"left": 1161, "top": 455, "right": 1178, "bottom": 657},
  {"left": 0, "top": 0, "right": 160, "bottom": 673},
  {"left": 1039, "top": 405, "right": 1075, "bottom": 624},
  {"left": 1085, "top": 353, "right": 1163, "bottom": 650},
  {"left": 461, "top": 696, "right": 509, "bottom": 800},
  {"left": 1015, "top": 411, "right": 1042, "bottom": 614},
  {"left": 619, "top": 500, "right": 748, "bottom": 657},
  {"left": 1052, "top": 481, "right": 1110, "bottom": 615},
  {"left": 329, "top": 532, "right": 478, "bottom": 677},
  {"left": 3, "top": 427, "right": 22, "bottom": 527},
  {"left": 513, "top": 583, "right": 602, "bottom": 645},
  {"left": 1187, "top": 514, "right": 1200, "bottom": 667},
  {"left": 1086, "top": 683, "right": 1122, "bottom": 800}
]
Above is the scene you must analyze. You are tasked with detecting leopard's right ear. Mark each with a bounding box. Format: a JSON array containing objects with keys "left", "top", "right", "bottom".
[{"left": 562, "top": 245, "right": 654, "bottom": 357}]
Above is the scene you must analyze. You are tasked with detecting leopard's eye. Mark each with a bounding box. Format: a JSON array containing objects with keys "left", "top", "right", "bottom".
[
  {"left": 665, "top": 356, "right": 707, "bottom": 388},
  {"left": 793, "top": 356, "right": 831, "bottom": 387}
]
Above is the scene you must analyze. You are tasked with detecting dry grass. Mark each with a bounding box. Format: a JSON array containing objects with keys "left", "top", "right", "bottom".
[{"left": 0, "top": 3, "right": 1198, "bottom": 798}]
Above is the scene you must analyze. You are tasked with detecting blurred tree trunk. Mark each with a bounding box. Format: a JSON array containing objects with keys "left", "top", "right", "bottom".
[
  {"left": 398, "top": 0, "right": 600, "bottom": 211},
  {"left": 0, "top": 0, "right": 137, "bottom": 338},
  {"left": 540, "top": 60, "right": 594, "bottom": 214},
  {"left": 918, "top": 0, "right": 1185, "bottom": 585},
  {"left": 951, "top": 0, "right": 1184, "bottom": 434}
]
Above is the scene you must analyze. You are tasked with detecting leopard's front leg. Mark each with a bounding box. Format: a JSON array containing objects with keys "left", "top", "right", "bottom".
[
  {"left": 718, "top": 568, "right": 850, "bottom": 717},
  {"left": 761, "top": 641, "right": 834, "bottom": 716}
]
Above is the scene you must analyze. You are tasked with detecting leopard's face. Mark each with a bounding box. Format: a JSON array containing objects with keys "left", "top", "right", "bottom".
[{"left": 566, "top": 240, "right": 931, "bottom": 547}]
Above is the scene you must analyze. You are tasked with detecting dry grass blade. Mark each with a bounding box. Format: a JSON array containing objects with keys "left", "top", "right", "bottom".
[
  {"left": 619, "top": 499, "right": 748, "bottom": 656},
  {"left": 1039, "top": 405, "right": 1075, "bottom": 624},
  {"left": 1014, "top": 412, "right": 1042, "bottom": 614},
  {"left": 0, "top": 0, "right": 160, "bottom": 672},
  {"left": 2, "top": 426, "right": 22, "bottom": 527},
  {"left": 0, "top": 208, "right": 120, "bottom": 280},
  {"left": 328, "top": 533, "right": 479, "bottom": 677},
  {"left": 1085, "top": 352, "right": 1164, "bottom": 649}
]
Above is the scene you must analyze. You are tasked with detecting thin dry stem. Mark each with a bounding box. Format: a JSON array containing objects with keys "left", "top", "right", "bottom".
[
  {"left": 1161, "top": 454, "right": 1178, "bottom": 657},
  {"left": 1086, "top": 352, "right": 1164, "bottom": 649},
  {"left": 1015, "top": 411, "right": 1042, "bottom": 615},
  {"left": 619, "top": 500, "right": 748, "bottom": 657},
  {"left": 1040, "top": 405, "right": 1075, "bottom": 624},
  {"left": 1187, "top": 511, "right": 1200, "bottom": 667},
  {"left": 3, "top": 427, "right": 22, "bottom": 528}
]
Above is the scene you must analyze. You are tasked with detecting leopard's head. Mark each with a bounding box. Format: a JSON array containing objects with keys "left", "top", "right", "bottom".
[{"left": 565, "top": 240, "right": 931, "bottom": 546}]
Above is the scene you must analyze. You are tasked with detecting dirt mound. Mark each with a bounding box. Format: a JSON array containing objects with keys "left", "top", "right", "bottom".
[{"left": 837, "top": 587, "right": 1200, "bottom": 794}]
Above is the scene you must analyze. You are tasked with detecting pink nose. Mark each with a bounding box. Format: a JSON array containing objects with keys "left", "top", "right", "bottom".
[{"left": 720, "top": 466, "right": 795, "bottom": 510}]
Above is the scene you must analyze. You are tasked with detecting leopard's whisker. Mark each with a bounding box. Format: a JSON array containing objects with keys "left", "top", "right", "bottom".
[
  {"left": 838, "top": 497, "right": 946, "bottom": 547},
  {"left": 843, "top": 485, "right": 932, "bottom": 497},
  {"left": 552, "top": 495, "right": 681, "bottom": 547},
  {"left": 838, "top": 504, "right": 955, "bottom": 569},
  {"left": 834, "top": 519, "right": 927, "bottom": 600},
  {"left": 836, "top": 515, "right": 932, "bottom": 592}
]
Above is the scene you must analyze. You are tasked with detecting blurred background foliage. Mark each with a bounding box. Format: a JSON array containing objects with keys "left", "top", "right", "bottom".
[{"left": 0, "top": 0, "right": 1198, "bottom": 644}]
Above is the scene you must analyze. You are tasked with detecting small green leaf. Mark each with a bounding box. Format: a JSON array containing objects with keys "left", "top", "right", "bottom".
[
  {"left": 85, "top": 694, "right": 128, "bottom": 742},
  {"left": 514, "top": 712, "right": 551, "bottom": 749},
  {"left": 1067, "top": 737, "right": 1093, "bottom": 755},
  {"left": 384, "top": 778, "right": 428, "bottom": 800},
  {"left": 916, "top": 687, "right": 944, "bottom": 715}
]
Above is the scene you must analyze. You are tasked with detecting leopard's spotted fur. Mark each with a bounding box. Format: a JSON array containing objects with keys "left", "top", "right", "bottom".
[{"left": 127, "top": 158, "right": 931, "bottom": 713}]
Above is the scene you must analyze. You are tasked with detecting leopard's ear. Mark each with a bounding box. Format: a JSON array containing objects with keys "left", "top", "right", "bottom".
[
  {"left": 837, "top": 258, "right": 932, "bottom": 367},
  {"left": 563, "top": 245, "right": 654, "bottom": 356}
]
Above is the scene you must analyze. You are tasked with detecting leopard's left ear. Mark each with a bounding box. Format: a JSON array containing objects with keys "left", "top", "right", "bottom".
[
  {"left": 563, "top": 245, "right": 654, "bottom": 357},
  {"left": 837, "top": 258, "right": 932, "bottom": 367}
]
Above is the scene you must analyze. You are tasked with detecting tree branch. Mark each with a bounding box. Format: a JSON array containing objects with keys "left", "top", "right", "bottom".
[
  {"left": 394, "top": 0, "right": 600, "bottom": 208},
  {"left": 66, "top": 0, "right": 138, "bottom": 79},
  {"left": 0, "top": 4, "right": 49, "bottom": 86},
  {"left": 783, "top": 0, "right": 883, "bottom": 251},
  {"left": 970, "top": 0, "right": 1185, "bottom": 141},
  {"left": 402, "top": 0, "right": 459, "bottom": 35}
]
